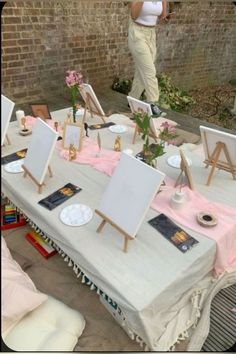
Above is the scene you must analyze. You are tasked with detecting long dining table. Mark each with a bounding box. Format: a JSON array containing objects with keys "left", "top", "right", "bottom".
[{"left": 2, "top": 109, "right": 236, "bottom": 351}]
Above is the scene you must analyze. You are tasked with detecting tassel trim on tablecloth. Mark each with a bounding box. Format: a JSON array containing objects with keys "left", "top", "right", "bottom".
[
  {"left": 167, "top": 289, "right": 202, "bottom": 351},
  {"left": 2, "top": 193, "right": 204, "bottom": 352},
  {"left": 1, "top": 193, "right": 150, "bottom": 351}
]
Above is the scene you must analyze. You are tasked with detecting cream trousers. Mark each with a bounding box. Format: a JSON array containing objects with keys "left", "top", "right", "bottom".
[{"left": 128, "top": 20, "right": 159, "bottom": 103}]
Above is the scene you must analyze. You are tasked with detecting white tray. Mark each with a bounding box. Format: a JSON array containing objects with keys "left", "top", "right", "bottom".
[
  {"left": 109, "top": 125, "right": 127, "bottom": 133},
  {"left": 4, "top": 159, "right": 25, "bottom": 173},
  {"left": 167, "top": 155, "right": 192, "bottom": 169},
  {"left": 59, "top": 203, "right": 93, "bottom": 226}
]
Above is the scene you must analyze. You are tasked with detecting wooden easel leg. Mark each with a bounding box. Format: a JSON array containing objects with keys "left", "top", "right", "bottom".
[
  {"left": 23, "top": 171, "right": 27, "bottom": 178},
  {"left": 82, "top": 106, "right": 87, "bottom": 123},
  {"left": 123, "top": 236, "right": 129, "bottom": 253},
  {"left": 206, "top": 144, "right": 222, "bottom": 186},
  {"left": 6, "top": 134, "right": 11, "bottom": 145},
  {"left": 97, "top": 219, "right": 106, "bottom": 233},
  {"left": 222, "top": 145, "right": 236, "bottom": 180},
  {"left": 38, "top": 185, "right": 43, "bottom": 194},
  {"left": 48, "top": 166, "right": 53, "bottom": 177}
]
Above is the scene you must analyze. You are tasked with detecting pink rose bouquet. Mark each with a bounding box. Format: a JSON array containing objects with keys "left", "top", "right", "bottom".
[{"left": 65, "top": 70, "right": 83, "bottom": 122}]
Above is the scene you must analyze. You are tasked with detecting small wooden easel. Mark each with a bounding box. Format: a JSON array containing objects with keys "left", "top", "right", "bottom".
[
  {"left": 130, "top": 106, "right": 157, "bottom": 144},
  {"left": 95, "top": 209, "right": 134, "bottom": 253},
  {"left": 175, "top": 149, "right": 194, "bottom": 190},
  {"left": 22, "top": 164, "right": 53, "bottom": 194},
  {"left": 132, "top": 124, "right": 157, "bottom": 144},
  {"left": 204, "top": 141, "right": 236, "bottom": 186},
  {"left": 82, "top": 92, "right": 106, "bottom": 124},
  {"left": 2, "top": 134, "right": 11, "bottom": 147}
]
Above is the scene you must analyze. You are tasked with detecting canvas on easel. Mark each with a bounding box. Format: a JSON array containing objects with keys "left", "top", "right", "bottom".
[
  {"left": 127, "top": 96, "right": 178, "bottom": 145},
  {"left": 200, "top": 125, "right": 236, "bottom": 186},
  {"left": 175, "top": 149, "right": 194, "bottom": 190},
  {"left": 22, "top": 118, "right": 58, "bottom": 193},
  {"left": 127, "top": 96, "right": 157, "bottom": 144},
  {"left": 1, "top": 94, "right": 15, "bottom": 146},
  {"left": 79, "top": 83, "right": 106, "bottom": 123},
  {"left": 95, "top": 152, "right": 165, "bottom": 252}
]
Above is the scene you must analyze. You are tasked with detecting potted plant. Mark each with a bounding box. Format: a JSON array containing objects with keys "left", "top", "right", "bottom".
[{"left": 134, "top": 112, "right": 178, "bottom": 167}]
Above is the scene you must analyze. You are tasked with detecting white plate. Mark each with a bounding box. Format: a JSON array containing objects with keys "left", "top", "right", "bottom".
[
  {"left": 167, "top": 155, "right": 192, "bottom": 169},
  {"left": 59, "top": 203, "right": 93, "bottom": 226},
  {"left": 4, "top": 159, "right": 25, "bottom": 173},
  {"left": 109, "top": 125, "right": 127, "bottom": 134}
]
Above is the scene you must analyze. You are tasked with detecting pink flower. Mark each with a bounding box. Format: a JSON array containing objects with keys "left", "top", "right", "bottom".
[
  {"left": 160, "top": 121, "right": 170, "bottom": 129},
  {"left": 167, "top": 139, "right": 177, "bottom": 146},
  {"left": 65, "top": 70, "right": 83, "bottom": 88}
]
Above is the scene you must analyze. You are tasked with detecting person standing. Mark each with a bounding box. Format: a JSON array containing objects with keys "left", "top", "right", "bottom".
[{"left": 128, "top": 1, "right": 169, "bottom": 115}]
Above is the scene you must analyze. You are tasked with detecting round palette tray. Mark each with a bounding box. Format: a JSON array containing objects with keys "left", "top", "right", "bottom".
[
  {"left": 166, "top": 155, "right": 192, "bottom": 169},
  {"left": 108, "top": 125, "right": 127, "bottom": 134},
  {"left": 4, "top": 159, "right": 25, "bottom": 174},
  {"left": 197, "top": 212, "right": 218, "bottom": 227},
  {"left": 59, "top": 203, "right": 93, "bottom": 227}
]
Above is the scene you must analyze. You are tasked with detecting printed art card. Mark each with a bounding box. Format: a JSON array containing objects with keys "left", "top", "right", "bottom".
[
  {"left": 148, "top": 213, "right": 199, "bottom": 253},
  {"left": 89, "top": 122, "right": 115, "bottom": 130},
  {"left": 38, "top": 183, "right": 82, "bottom": 211},
  {"left": 1, "top": 149, "right": 28, "bottom": 165}
]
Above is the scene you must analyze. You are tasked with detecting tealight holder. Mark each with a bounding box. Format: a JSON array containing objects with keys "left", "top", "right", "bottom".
[{"left": 170, "top": 191, "right": 186, "bottom": 210}]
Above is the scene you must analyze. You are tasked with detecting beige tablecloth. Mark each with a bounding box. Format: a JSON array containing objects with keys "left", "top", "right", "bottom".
[{"left": 2, "top": 112, "right": 236, "bottom": 350}]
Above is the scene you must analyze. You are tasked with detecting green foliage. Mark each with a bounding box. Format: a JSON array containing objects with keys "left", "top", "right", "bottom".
[
  {"left": 134, "top": 112, "right": 177, "bottom": 167},
  {"left": 111, "top": 77, "right": 132, "bottom": 95},
  {"left": 158, "top": 74, "right": 195, "bottom": 111},
  {"left": 229, "top": 79, "right": 236, "bottom": 86},
  {"left": 111, "top": 74, "right": 195, "bottom": 112}
]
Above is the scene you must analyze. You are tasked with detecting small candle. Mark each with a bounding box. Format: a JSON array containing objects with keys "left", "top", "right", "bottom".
[{"left": 16, "top": 110, "right": 25, "bottom": 128}]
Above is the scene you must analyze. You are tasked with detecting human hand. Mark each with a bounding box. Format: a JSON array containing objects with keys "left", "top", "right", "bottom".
[{"left": 160, "top": 12, "right": 175, "bottom": 22}]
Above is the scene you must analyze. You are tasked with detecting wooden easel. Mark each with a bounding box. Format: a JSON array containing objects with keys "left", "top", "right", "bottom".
[
  {"left": 130, "top": 105, "right": 157, "bottom": 144},
  {"left": 175, "top": 149, "right": 194, "bottom": 190},
  {"left": 22, "top": 164, "right": 53, "bottom": 194},
  {"left": 2, "top": 134, "right": 11, "bottom": 147},
  {"left": 82, "top": 92, "right": 106, "bottom": 124},
  {"left": 203, "top": 141, "right": 236, "bottom": 186},
  {"left": 132, "top": 124, "right": 158, "bottom": 144},
  {"left": 95, "top": 209, "right": 134, "bottom": 253}
]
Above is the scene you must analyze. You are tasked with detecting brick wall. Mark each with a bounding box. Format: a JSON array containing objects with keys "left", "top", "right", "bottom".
[{"left": 1, "top": 1, "right": 236, "bottom": 107}]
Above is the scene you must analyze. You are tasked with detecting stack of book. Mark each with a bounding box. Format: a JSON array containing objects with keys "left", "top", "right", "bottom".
[
  {"left": 1, "top": 204, "right": 27, "bottom": 230},
  {"left": 25, "top": 230, "right": 57, "bottom": 259}
]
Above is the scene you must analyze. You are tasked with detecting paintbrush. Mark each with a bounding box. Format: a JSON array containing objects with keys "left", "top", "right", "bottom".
[{"left": 96, "top": 132, "right": 101, "bottom": 157}]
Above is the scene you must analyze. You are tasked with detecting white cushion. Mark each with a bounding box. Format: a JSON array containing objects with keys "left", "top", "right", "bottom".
[
  {"left": 2, "top": 295, "right": 85, "bottom": 351},
  {"left": 1, "top": 238, "right": 47, "bottom": 331}
]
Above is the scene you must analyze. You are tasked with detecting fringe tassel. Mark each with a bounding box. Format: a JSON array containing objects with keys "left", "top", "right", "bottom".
[{"left": 1, "top": 194, "right": 149, "bottom": 351}]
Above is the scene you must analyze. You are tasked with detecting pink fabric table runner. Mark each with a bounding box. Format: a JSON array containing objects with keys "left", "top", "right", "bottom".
[
  {"left": 152, "top": 179, "right": 236, "bottom": 276},
  {"left": 58, "top": 137, "right": 120, "bottom": 177}
]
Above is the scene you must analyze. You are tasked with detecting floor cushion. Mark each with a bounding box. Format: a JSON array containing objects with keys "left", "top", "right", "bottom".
[
  {"left": 1, "top": 238, "right": 47, "bottom": 332},
  {"left": 2, "top": 295, "right": 86, "bottom": 351}
]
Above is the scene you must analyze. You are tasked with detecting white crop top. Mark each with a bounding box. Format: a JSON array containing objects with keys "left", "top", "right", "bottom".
[{"left": 135, "top": 1, "right": 163, "bottom": 26}]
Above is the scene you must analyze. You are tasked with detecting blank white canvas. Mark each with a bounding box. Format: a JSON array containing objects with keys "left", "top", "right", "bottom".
[
  {"left": 1, "top": 94, "right": 15, "bottom": 146},
  {"left": 200, "top": 125, "right": 236, "bottom": 167},
  {"left": 23, "top": 118, "right": 58, "bottom": 185},
  {"left": 98, "top": 152, "right": 165, "bottom": 238},
  {"left": 127, "top": 96, "right": 157, "bottom": 136},
  {"left": 80, "top": 83, "right": 105, "bottom": 116}
]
